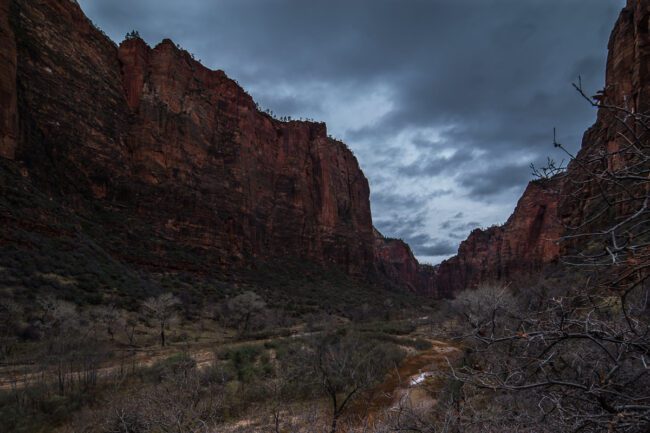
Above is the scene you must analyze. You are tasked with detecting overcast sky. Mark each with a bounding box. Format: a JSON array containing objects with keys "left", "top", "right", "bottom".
[{"left": 78, "top": 0, "right": 625, "bottom": 264}]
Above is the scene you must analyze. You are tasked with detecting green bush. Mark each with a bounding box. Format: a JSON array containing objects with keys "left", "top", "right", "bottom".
[
  {"left": 215, "top": 344, "right": 272, "bottom": 383},
  {"left": 146, "top": 352, "right": 196, "bottom": 382}
]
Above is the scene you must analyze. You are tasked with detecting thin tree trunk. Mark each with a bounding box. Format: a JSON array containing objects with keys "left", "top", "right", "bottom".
[
  {"left": 160, "top": 322, "right": 165, "bottom": 347},
  {"left": 330, "top": 393, "right": 339, "bottom": 433}
]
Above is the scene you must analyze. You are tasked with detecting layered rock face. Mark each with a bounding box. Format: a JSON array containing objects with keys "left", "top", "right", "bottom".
[
  {"left": 4, "top": 0, "right": 641, "bottom": 299},
  {"left": 2, "top": 0, "right": 375, "bottom": 280},
  {"left": 114, "top": 37, "right": 375, "bottom": 274}
]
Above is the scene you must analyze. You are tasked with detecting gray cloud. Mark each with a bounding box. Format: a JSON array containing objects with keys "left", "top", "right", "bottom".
[
  {"left": 449, "top": 231, "right": 470, "bottom": 240},
  {"left": 78, "top": 0, "right": 625, "bottom": 263},
  {"left": 374, "top": 210, "right": 428, "bottom": 240},
  {"left": 440, "top": 215, "right": 479, "bottom": 230},
  {"left": 371, "top": 192, "right": 421, "bottom": 211},
  {"left": 398, "top": 149, "right": 475, "bottom": 178},
  {"left": 416, "top": 241, "right": 457, "bottom": 257},
  {"left": 461, "top": 163, "right": 533, "bottom": 199}
]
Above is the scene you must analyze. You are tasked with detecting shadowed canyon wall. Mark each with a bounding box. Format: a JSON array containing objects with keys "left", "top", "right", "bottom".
[{"left": 2, "top": 0, "right": 378, "bottom": 281}]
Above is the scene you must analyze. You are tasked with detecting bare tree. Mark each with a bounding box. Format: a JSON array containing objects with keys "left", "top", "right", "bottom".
[
  {"left": 222, "top": 291, "right": 266, "bottom": 338},
  {"left": 99, "top": 366, "right": 223, "bottom": 433},
  {"left": 94, "top": 305, "right": 122, "bottom": 342},
  {"left": 142, "top": 293, "right": 180, "bottom": 347},
  {"left": 0, "top": 299, "right": 22, "bottom": 360},
  {"left": 307, "top": 331, "right": 402, "bottom": 433}
]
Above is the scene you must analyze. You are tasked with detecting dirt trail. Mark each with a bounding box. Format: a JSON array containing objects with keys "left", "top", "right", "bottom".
[
  {"left": 0, "top": 329, "right": 318, "bottom": 391},
  {"left": 0, "top": 347, "right": 173, "bottom": 391}
]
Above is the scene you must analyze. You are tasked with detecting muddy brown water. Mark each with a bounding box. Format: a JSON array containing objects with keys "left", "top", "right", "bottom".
[{"left": 347, "top": 340, "right": 460, "bottom": 426}]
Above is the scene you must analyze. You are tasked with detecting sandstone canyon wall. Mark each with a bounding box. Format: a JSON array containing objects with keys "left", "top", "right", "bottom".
[
  {"left": 558, "top": 0, "right": 650, "bottom": 241},
  {"left": 433, "top": 179, "right": 563, "bottom": 294},
  {"left": 373, "top": 229, "right": 437, "bottom": 297},
  {"left": 1, "top": 0, "right": 378, "bottom": 281},
  {"left": 0, "top": 0, "right": 18, "bottom": 159}
]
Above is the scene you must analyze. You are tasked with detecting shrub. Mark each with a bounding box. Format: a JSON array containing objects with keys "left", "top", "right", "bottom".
[{"left": 146, "top": 352, "right": 196, "bottom": 382}]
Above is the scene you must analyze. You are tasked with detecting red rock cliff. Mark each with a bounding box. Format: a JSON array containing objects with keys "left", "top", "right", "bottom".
[
  {"left": 433, "top": 179, "right": 563, "bottom": 295},
  {"left": 373, "top": 228, "right": 437, "bottom": 296},
  {"left": 559, "top": 0, "right": 650, "bottom": 241},
  {"left": 2, "top": 0, "right": 375, "bottom": 278}
]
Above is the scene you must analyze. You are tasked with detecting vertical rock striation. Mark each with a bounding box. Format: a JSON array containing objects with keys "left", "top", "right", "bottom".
[{"left": 559, "top": 0, "right": 650, "bottom": 240}]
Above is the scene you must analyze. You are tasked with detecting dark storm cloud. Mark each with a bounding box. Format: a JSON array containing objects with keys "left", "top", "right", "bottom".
[
  {"left": 415, "top": 241, "right": 457, "bottom": 257},
  {"left": 440, "top": 218, "right": 479, "bottom": 232},
  {"left": 371, "top": 192, "right": 421, "bottom": 211},
  {"left": 401, "top": 234, "right": 456, "bottom": 257},
  {"left": 77, "top": 0, "right": 624, "bottom": 263},
  {"left": 372, "top": 190, "right": 452, "bottom": 211},
  {"left": 398, "top": 149, "right": 475, "bottom": 178},
  {"left": 460, "top": 162, "right": 533, "bottom": 198},
  {"left": 378, "top": 228, "right": 457, "bottom": 258},
  {"left": 374, "top": 211, "right": 428, "bottom": 239}
]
